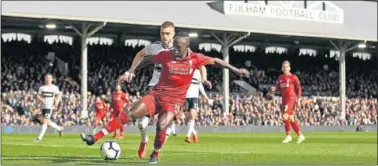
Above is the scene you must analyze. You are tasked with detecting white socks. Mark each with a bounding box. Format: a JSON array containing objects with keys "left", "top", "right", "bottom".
[
  {"left": 170, "top": 123, "right": 176, "bottom": 134},
  {"left": 37, "top": 123, "right": 48, "bottom": 140},
  {"left": 101, "top": 128, "right": 109, "bottom": 135},
  {"left": 37, "top": 121, "right": 62, "bottom": 140},
  {"left": 137, "top": 116, "right": 150, "bottom": 143},
  {"left": 187, "top": 120, "right": 196, "bottom": 137},
  {"left": 165, "top": 122, "right": 178, "bottom": 141},
  {"left": 165, "top": 126, "right": 172, "bottom": 141},
  {"left": 49, "top": 122, "right": 62, "bottom": 131}
]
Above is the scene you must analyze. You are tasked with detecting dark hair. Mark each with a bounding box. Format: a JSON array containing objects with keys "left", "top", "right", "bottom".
[
  {"left": 161, "top": 21, "right": 175, "bottom": 28},
  {"left": 176, "top": 32, "right": 189, "bottom": 37}
]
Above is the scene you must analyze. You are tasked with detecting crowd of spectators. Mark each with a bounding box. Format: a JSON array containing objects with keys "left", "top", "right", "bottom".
[
  {"left": 1, "top": 40, "right": 377, "bottom": 127},
  {"left": 2, "top": 89, "right": 376, "bottom": 127}
]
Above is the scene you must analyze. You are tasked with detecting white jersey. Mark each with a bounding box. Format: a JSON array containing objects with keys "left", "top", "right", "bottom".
[
  {"left": 186, "top": 69, "right": 204, "bottom": 98},
  {"left": 38, "top": 84, "right": 60, "bottom": 109},
  {"left": 145, "top": 41, "right": 172, "bottom": 87}
]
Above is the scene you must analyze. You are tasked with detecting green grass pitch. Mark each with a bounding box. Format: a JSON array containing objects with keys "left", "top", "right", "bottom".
[{"left": 1, "top": 132, "right": 377, "bottom": 165}]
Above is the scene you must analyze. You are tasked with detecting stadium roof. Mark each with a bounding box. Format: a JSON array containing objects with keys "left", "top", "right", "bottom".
[{"left": 2, "top": 1, "right": 377, "bottom": 42}]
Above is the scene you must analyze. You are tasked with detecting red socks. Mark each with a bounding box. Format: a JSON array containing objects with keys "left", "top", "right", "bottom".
[
  {"left": 153, "top": 130, "right": 167, "bottom": 152},
  {"left": 94, "top": 131, "right": 105, "bottom": 142},
  {"left": 284, "top": 119, "right": 301, "bottom": 136},
  {"left": 119, "top": 125, "right": 124, "bottom": 136},
  {"left": 291, "top": 121, "right": 301, "bottom": 136},
  {"left": 94, "top": 117, "right": 126, "bottom": 142},
  {"left": 284, "top": 119, "right": 291, "bottom": 135}
]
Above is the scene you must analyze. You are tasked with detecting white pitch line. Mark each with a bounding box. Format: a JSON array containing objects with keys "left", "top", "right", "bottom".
[
  {"left": 1, "top": 143, "right": 252, "bottom": 156},
  {"left": 1, "top": 156, "right": 100, "bottom": 160},
  {"left": 200, "top": 134, "right": 378, "bottom": 139},
  {"left": 2, "top": 143, "right": 99, "bottom": 149}
]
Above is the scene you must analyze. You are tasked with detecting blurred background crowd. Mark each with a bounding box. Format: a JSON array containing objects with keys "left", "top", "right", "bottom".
[{"left": 1, "top": 40, "right": 377, "bottom": 127}]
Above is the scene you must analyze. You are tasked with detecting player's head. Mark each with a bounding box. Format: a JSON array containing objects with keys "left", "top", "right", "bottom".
[
  {"left": 172, "top": 32, "right": 190, "bottom": 59},
  {"left": 115, "top": 84, "right": 122, "bottom": 91},
  {"left": 44, "top": 74, "right": 53, "bottom": 85},
  {"left": 96, "top": 96, "right": 101, "bottom": 101},
  {"left": 282, "top": 60, "right": 291, "bottom": 74},
  {"left": 160, "top": 21, "right": 175, "bottom": 46}
]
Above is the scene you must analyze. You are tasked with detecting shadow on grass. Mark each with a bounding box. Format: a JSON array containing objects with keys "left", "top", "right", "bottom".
[{"left": 2, "top": 155, "right": 146, "bottom": 164}]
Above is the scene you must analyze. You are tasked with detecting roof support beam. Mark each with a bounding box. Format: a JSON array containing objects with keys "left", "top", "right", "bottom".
[
  {"left": 71, "top": 22, "right": 106, "bottom": 119},
  {"left": 329, "top": 40, "right": 357, "bottom": 121},
  {"left": 211, "top": 32, "right": 250, "bottom": 114}
]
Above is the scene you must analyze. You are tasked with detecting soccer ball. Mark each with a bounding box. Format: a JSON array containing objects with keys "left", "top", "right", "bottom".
[{"left": 100, "top": 141, "right": 121, "bottom": 160}]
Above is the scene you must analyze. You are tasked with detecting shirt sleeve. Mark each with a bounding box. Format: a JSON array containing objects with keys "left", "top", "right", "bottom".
[
  {"left": 145, "top": 41, "right": 161, "bottom": 57},
  {"left": 144, "top": 44, "right": 153, "bottom": 57},
  {"left": 293, "top": 75, "right": 302, "bottom": 98},
  {"left": 194, "top": 53, "right": 213, "bottom": 67},
  {"left": 199, "top": 83, "right": 208, "bottom": 98},
  {"left": 122, "top": 93, "right": 131, "bottom": 106},
  {"left": 55, "top": 86, "right": 60, "bottom": 94},
  {"left": 152, "top": 51, "right": 167, "bottom": 64},
  {"left": 38, "top": 87, "right": 43, "bottom": 95},
  {"left": 275, "top": 76, "right": 281, "bottom": 91}
]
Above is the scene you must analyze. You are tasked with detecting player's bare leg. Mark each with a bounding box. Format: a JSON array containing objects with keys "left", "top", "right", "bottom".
[
  {"left": 80, "top": 101, "right": 149, "bottom": 146},
  {"left": 148, "top": 111, "right": 175, "bottom": 164},
  {"left": 289, "top": 115, "right": 305, "bottom": 143}
]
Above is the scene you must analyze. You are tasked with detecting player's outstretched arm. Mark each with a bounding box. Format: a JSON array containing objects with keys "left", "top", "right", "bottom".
[
  {"left": 209, "top": 58, "right": 250, "bottom": 77},
  {"left": 118, "top": 56, "right": 153, "bottom": 83},
  {"left": 54, "top": 92, "right": 62, "bottom": 108},
  {"left": 133, "top": 56, "right": 153, "bottom": 72},
  {"left": 128, "top": 48, "right": 146, "bottom": 72},
  {"left": 199, "top": 83, "right": 210, "bottom": 100},
  {"left": 198, "top": 66, "right": 212, "bottom": 88},
  {"left": 198, "top": 66, "right": 207, "bottom": 82}
]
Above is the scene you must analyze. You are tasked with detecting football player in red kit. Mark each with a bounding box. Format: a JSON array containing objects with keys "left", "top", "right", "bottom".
[
  {"left": 111, "top": 84, "right": 131, "bottom": 139},
  {"left": 93, "top": 96, "right": 107, "bottom": 133},
  {"left": 271, "top": 60, "right": 305, "bottom": 144},
  {"left": 80, "top": 32, "right": 250, "bottom": 164}
]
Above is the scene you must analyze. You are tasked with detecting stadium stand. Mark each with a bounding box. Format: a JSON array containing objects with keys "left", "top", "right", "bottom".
[{"left": 2, "top": 39, "right": 377, "bottom": 127}]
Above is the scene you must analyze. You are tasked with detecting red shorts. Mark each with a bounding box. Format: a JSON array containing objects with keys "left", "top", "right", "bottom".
[
  {"left": 281, "top": 102, "right": 296, "bottom": 115},
  {"left": 140, "top": 92, "right": 183, "bottom": 119},
  {"left": 111, "top": 110, "right": 123, "bottom": 119},
  {"left": 96, "top": 112, "right": 106, "bottom": 120}
]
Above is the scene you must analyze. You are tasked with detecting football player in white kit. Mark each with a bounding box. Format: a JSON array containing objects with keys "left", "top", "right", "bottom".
[
  {"left": 34, "top": 74, "right": 64, "bottom": 142},
  {"left": 126, "top": 21, "right": 210, "bottom": 159},
  {"left": 166, "top": 69, "right": 209, "bottom": 143}
]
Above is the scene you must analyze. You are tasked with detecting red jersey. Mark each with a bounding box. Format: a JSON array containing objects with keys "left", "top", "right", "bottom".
[
  {"left": 275, "top": 73, "right": 302, "bottom": 104},
  {"left": 95, "top": 101, "right": 106, "bottom": 113},
  {"left": 151, "top": 50, "right": 212, "bottom": 106},
  {"left": 112, "top": 91, "right": 130, "bottom": 111}
]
